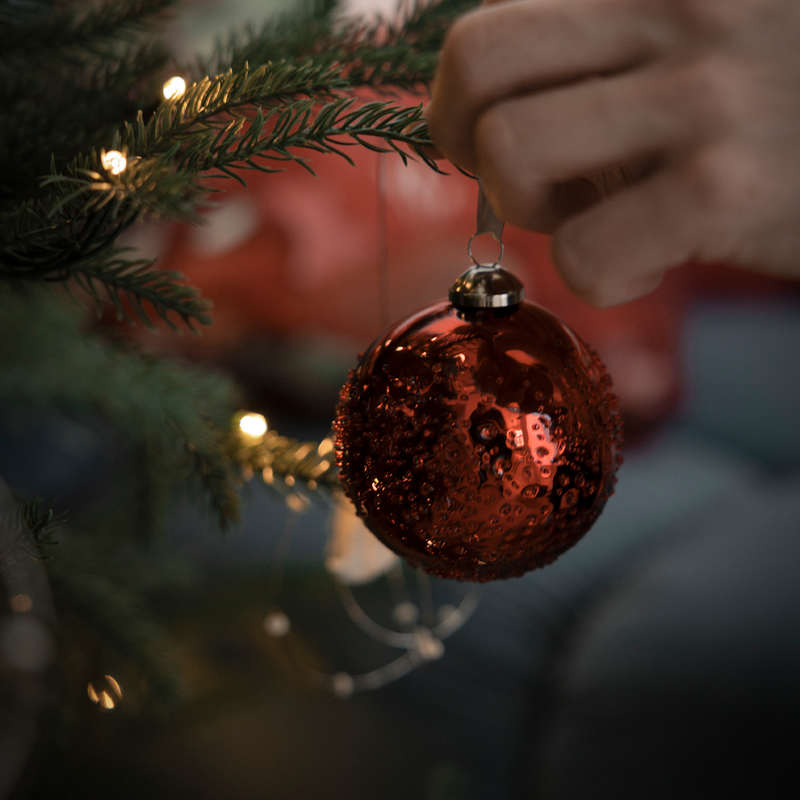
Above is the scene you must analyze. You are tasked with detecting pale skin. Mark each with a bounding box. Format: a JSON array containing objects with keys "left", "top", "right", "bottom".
[{"left": 426, "top": 0, "right": 800, "bottom": 307}]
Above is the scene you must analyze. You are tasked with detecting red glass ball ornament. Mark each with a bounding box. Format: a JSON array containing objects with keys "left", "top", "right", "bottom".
[{"left": 334, "top": 300, "right": 623, "bottom": 582}]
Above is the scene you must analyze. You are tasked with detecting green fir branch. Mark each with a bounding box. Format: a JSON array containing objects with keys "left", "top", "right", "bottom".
[
  {"left": 72, "top": 250, "right": 213, "bottom": 331},
  {"left": 17, "top": 497, "right": 67, "bottom": 557},
  {"left": 204, "top": 0, "right": 480, "bottom": 90},
  {"left": 1, "top": 156, "right": 203, "bottom": 277},
  {"left": 0, "top": 0, "right": 474, "bottom": 328},
  {"left": 122, "top": 59, "right": 349, "bottom": 160},
  {"left": 0, "top": 40, "right": 172, "bottom": 192},
  {"left": 1, "top": 55, "right": 439, "bottom": 329},
  {"left": 158, "top": 93, "right": 440, "bottom": 177},
  {"left": 0, "top": 0, "right": 490, "bottom": 744},
  {"left": 0, "top": 0, "right": 178, "bottom": 66},
  {"left": 237, "top": 428, "right": 340, "bottom": 497},
  {"left": 196, "top": 0, "right": 338, "bottom": 78},
  {"left": 0, "top": 285, "right": 242, "bottom": 533}
]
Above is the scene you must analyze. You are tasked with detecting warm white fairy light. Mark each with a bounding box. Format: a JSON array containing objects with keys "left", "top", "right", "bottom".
[
  {"left": 162, "top": 76, "right": 186, "bottom": 99},
  {"left": 101, "top": 150, "right": 127, "bottom": 175},
  {"left": 87, "top": 674, "right": 123, "bottom": 710},
  {"left": 238, "top": 412, "right": 267, "bottom": 440}
]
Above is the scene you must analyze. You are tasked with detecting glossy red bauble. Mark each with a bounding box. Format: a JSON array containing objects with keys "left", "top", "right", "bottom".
[{"left": 334, "top": 300, "right": 623, "bottom": 581}]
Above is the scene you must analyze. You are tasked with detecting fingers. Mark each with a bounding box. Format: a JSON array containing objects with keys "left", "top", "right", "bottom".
[
  {"left": 427, "top": 0, "right": 667, "bottom": 172},
  {"left": 473, "top": 62, "right": 704, "bottom": 230},
  {"left": 425, "top": 0, "right": 800, "bottom": 302},
  {"left": 550, "top": 160, "right": 714, "bottom": 307}
]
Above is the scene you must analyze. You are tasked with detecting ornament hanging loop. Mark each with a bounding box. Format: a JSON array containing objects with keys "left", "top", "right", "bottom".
[
  {"left": 449, "top": 182, "right": 523, "bottom": 310},
  {"left": 467, "top": 232, "right": 504, "bottom": 269}
]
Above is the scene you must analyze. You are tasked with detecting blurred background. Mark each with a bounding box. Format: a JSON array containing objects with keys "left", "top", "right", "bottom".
[{"left": 2, "top": 1, "right": 800, "bottom": 798}]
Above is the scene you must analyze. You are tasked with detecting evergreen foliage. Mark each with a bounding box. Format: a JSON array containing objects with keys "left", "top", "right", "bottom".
[
  {"left": 0, "top": 0, "right": 478, "bottom": 743},
  {"left": 17, "top": 496, "right": 66, "bottom": 557},
  {"left": 1, "top": 0, "right": 477, "bottom": 327},
  {"left": 0, "top": 284, "right": 241, "bottom": 533}
]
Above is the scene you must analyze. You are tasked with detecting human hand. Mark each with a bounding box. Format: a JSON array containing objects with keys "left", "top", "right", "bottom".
[{"left": 426, "top": 0, "right": 800, "bottom": 306}]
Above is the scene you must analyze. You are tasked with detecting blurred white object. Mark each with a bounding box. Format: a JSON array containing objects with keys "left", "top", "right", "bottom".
[
  {"left": 325, "top": 497, "right": 400, "bottom": 585},
  {"left": 342, "top": 0, "right": 412, "bottom": 22},
  {"left": 189, "top": 195, "right": 261, "bottom": 256}
]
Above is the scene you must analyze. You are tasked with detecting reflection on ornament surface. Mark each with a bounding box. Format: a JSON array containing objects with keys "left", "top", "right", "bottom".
[{"left": 335, "top": 300, "right": 624, "bottom": 581}]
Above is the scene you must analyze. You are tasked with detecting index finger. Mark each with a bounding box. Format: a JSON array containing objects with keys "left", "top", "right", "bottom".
[{"left": 427, "top": 0, "right": 666, "bottom": 173}]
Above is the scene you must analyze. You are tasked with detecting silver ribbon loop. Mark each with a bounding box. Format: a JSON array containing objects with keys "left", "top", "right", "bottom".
[{"left": 476, "top": 180, "right": 505, "bottom": 242}]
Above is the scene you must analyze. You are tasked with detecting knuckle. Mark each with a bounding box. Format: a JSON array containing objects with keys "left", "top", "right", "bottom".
[
  {"left": 672, "top": 0, "right": 778, "bottom": 36},
  {"left": 439, "top": 11, "right": 492, "bottom": 101},
  {"left": 682, "top": 56, "right": 748, "bottom": 128},
  {"left": 475, "top": 106, "right": 516, "bottom": 174},
  {"left": 476, "top": 103, "right": 549, "bottom": 194}
]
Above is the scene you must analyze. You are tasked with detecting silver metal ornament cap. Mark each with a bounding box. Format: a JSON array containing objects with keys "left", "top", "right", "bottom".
[{"left": 449, "top": 264, "right": 525, "bottom": 309}]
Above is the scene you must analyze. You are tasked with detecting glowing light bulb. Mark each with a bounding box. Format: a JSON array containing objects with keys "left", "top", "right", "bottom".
[
  {"left": 87, "top": 674, "right": 123, "bottom": 710},
  {"left": 237, "top": 412, "right": 267, "bottom": 440},
  {"left": 162, "top": 76, "right": 186, "bottom": 99},
  {"left": 101, "top": 150, "right": 127, "bottom": 175}
]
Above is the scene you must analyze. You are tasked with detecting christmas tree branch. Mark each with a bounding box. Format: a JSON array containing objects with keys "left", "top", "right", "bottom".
[
  {"left": 122, "top": 59, "right": 349, "bottom": 161},
  {"left": 17, "top": 497, "right": 66, "bottom": 558},
  {"left": 1, "top": 56, "right": 438, "bottom": 328},
  {"left": 0, "top": 2, "right": 172, "bottom": 207},
  {"left": 203, "top": 0, "right": 480, "bottom": 90},
  {"left": 72, "top": 250, "right": 213, "bottom": 331},
  {"left": 0, "top": 0, "right": 493, "bottom": 742},
  {"left": 0, "top": 158, "right": 202, "bottom": 277},
  {"left": 0, "top": 286, "right": 241, "bottom": 533},
  {"left": 0, "top": 40, "right": 171, "bottom": 186},
  {"left": 168, "top": 95, "right": 438, "bottom": 176},
  {"left": 0, "top": 1, "right": 477, "bottom": 330},
  {"left": 237, "top": 428, "right": 339, "bottom": 497},
  {"left": 0, "top": 0, "right": 178, "bottom": 66}
]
